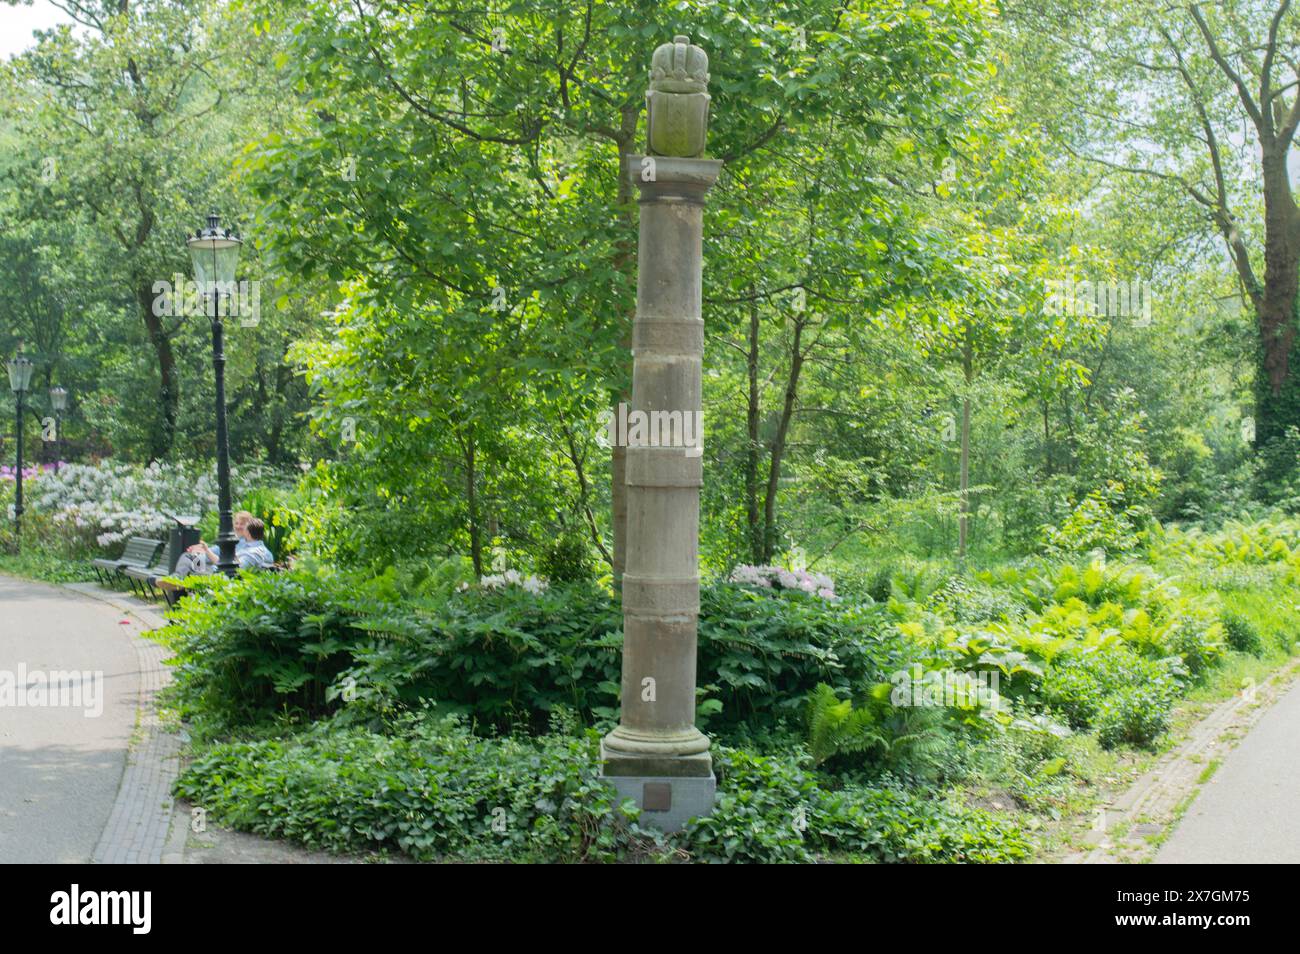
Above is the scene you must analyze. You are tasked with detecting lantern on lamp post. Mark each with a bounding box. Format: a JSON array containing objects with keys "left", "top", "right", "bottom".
[
  {"left": 49, "top": 385, "right": 67, "bottom": 474},
  {"left": 187, "top": 211, "right": 243, "bottom": 576},
  {"left": 7, "top": 352, "right": 35, "bottom": 541}
]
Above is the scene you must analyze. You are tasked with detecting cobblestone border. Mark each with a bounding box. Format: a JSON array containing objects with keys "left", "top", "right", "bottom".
[{"left": 62, "top": 583, "right": 182, "bottom": 865}]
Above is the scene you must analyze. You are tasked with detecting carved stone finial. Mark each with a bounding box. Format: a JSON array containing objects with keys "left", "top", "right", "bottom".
[{"left": 646, "top": 34, "right": 711, "bottom": 158}]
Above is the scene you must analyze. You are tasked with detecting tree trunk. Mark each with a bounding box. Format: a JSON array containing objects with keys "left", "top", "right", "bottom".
[
  {"left": 745, "top": 291, "right": 762, "bottom": 563},
  {"left": 762, "top": 316, "right": 805, "bottom": 562},
  {"left": 958, "top": 325, "right": 973, "bottom": 561},
  {"left": 464, "top": 433, "right": 482, "bottom": 577},
  {"left": 1253, "top": 147, "right": 1300, "bottom": 453},
  {"left": 137, "top": 278, "right": 177, "bottom": 460},
  {"left": 1042, "top": 400, "right": 1052, "bottom": 477}
]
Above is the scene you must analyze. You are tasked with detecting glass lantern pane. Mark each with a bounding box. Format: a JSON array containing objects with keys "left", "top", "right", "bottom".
[
  {"left": 214, "top": 242, "right": 240, "bottom": 287},
  {"left": 188, "top": 237, "right": 241, "bottom": 296},
  {"left": 7, "top": 358, "right": 34, "bottom": 393}
]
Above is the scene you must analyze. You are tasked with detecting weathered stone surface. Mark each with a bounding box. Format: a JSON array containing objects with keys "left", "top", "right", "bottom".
[
  {"left": 604, "top": 772, "right": 717, "bottom": 833},
  {"left": 601, "top": 38, "right": 721, "bottom": 828},
  {"left": 646, "top": 35, "right": 711, "bottom": 158}
]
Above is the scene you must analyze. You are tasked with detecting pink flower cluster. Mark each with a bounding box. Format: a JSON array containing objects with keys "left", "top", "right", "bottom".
[
  {"left": 728, "top": 564, "right": 836, "bottom": 600},
  {"left": 1, "top": 462, "right": 64, "bottom": 481}
]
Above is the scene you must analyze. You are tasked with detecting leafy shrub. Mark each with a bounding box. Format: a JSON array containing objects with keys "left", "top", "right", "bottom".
[
  {"left": 1042, "top": 482, "right": 1146, "bottom": 556},
  {"left": 1220, "top": 610, "right": 1264, "bottom": 656},
  {"left": 929, "top": 576, "right": 1025, "bottom": 623},
  {"left": 536, "top": 531, "right": 597, "bottom": 584},
  {"left": 805, "top": 683, "right": 949, "bottom": 778},
  {"left": 174, "top": 715, "right": 1030, "bottom": 864},
  {"left": 354, "top": 556, "right": 477, "bottom": 603},
  {"left": 163, "top": 566, "right": 370, "bottom": 732},
  {"left": 0, "top": 512, "right": 100, "bottom": 580},
  {"left": 985, "top": 560, "right": 1222, "bottom": 678},
  {"left": 174, "top": 712, "right": 649, "bottom": 862},
  {"left": 1039, "top": 646, "right": 1180, "bottom": 747},
  {"left": 352, "top": 580, "right": 912, "bottom": 735},
  {"left": 170, "top": 562, "right": 911, "bottom": 738},
  {"left": 1154, "top": 518, "right": 1300, "bottom": 568},
  {"left": 831, "top": 562, "right": 894, "bottom": 604},
  {"left": 887, "top": 559, "right": 951, "bottom": 604},
  {"left": 682, "top": 748, "right": 1031, "bottom": 863},
  {"left": 1093, "top": 685, "right": 1173, "bottom": 750},
  {"left": 697, "top": 584, "right": 914, "bottom": 730},
  {"left": 344, "top": 581, "right": 623, "bottom": 731}
]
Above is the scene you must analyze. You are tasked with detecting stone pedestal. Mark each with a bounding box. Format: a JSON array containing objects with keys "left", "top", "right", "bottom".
[{"left": 601, "top": 766, "right": 717, "bottom": 834}]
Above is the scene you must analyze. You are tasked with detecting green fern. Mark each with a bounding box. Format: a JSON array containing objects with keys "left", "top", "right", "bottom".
[
  {"left": 807, "top": 683, "right": 888, "bottom": 764},
  {"left": 807, "top": 683, "right": 952, "bottom": 776}
]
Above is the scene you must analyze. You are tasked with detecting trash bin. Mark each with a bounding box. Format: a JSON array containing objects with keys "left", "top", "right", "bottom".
[{"left": 168, "top": 515, "right": 202, "bottom": 573}]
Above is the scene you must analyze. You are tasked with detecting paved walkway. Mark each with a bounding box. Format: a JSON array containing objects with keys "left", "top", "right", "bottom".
[
  {"left": 1, "top": 573, "right": 363, "bottom": 865},
  {"left": 0, "top": 574, "right": 143, "bottom": 861},
  {"left": 1156, "top": 679, "right": 1300, "bottom": 864}
]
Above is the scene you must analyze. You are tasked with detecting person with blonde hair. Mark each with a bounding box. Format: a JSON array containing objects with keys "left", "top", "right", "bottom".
[{"left": 172, "top": 510, "right": 275, "bottom": 577}]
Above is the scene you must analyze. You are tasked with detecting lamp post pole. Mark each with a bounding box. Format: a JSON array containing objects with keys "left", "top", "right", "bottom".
[
  {"left": 14, "top": 385, "right": 25, "bottom": 537},
  {"left": 210, "top": 291, "right": 238, "bottom": 576},
  {"left": 49, "top": 386, "right": 67, "bottom": 474},
  {"left": 188, "top": 211, "right": 243, "bottom": 577},
  {"left": 7, "top": 353, "right": 34, "bottom": 543}
]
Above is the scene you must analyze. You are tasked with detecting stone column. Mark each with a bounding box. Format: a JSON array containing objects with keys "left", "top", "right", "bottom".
[{"left": 601, "top": 35, "right": 721, "bottom": 832}]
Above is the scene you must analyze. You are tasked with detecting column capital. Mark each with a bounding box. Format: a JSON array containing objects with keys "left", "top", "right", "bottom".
[{"left": 624, "top": 154, "right": 723, "bottom": 205}]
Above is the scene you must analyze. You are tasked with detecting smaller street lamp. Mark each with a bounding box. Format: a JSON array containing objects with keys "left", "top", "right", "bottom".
[
  {"left": 7, "top": 353, "right": 35, "bottom": 541},
  {"left": 49, "top": 385, "right": 67, "bottom": 474}
]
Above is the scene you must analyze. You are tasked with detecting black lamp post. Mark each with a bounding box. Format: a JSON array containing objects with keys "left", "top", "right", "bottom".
[
  {"left": 187, "top": 211, "right": 243, "bottom": 577},
  {"left": 7, "top": 352, "right": 34, "bottom": 541},
  {"left": 49, "top": 385, "right": 67, "bottom": 474}
]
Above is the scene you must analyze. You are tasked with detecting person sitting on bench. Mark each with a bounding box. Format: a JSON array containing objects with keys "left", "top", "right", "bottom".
[{"left": 172, "top": 512, "right": 276, "bottom": 577}]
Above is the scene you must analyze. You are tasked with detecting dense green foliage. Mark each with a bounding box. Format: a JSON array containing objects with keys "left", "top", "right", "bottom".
[
  {"left": 156, "top": 514, "right": 1300, "bottom": 861},
  {"left": 6, "top": 0, "right": 1298, "bottom": 573},
  {"left": 162, "top": 566, "right": 913, "bottom": 736},
  {"left": 174, "top": 710, "right": 1031, "bottom": 864}
]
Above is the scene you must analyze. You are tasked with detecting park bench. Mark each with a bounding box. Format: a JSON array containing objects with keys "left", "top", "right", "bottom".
[
  {"left": 122, "top": 535, "right": 185, "bottom": 600},
  {"left": 90, "top": 537, "right": 163, "bottom": 587}
]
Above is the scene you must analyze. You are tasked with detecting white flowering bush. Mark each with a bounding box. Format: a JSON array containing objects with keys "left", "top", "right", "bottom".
[
  {"left": 31, "top": 460, "right": 291, "bottom": 551},
  {"left": 728, "top": 564, "right": 837, "bottom": 600},
  {"left": 459, "top": 569, "right": 549, "bottom": 594}
]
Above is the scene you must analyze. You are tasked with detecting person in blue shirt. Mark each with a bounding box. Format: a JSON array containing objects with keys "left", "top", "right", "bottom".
[
  {"left": 173, "top": 511, "right": 275, "bottom": 576},
  {"left": 235, "top": 518, "right": 276, "bottom": 569}
]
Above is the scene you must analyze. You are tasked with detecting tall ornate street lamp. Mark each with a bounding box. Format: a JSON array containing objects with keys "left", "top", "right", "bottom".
[
  {"left": 49, "top": 385, "right": 67, "bottom": 474},
  {"left": 187, "top": 211, "right": 243, "bottom": 576},
  {"left": 7, "top": 352, "right": 35, "bottom": 540}
]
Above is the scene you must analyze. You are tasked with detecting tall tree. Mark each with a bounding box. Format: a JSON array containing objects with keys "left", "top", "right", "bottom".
[{"left": 1020, "top": 0, "right": 1300, "bottom": 472}]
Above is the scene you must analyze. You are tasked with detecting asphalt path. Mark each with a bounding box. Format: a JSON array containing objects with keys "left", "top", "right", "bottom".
[
  {"left": 0, "top": 574, "right": 140, "bottom": 863},
  {"left": 1156, "top": 678, "right": 1300, "bottom": 863}
]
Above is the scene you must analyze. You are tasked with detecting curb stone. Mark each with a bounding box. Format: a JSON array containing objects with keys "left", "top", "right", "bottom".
[{"left": 62, "top": 583, "right": 183, "bottom": 865}]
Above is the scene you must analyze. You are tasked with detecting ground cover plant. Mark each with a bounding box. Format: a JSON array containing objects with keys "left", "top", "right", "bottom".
[{"left": 162, "top": 515, "right": 1300, "bottom": 862}]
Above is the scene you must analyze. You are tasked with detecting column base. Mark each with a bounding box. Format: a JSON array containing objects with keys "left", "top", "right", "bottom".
[
  {"left": 600, "top": 723, "right": 710, "bottom": 759},
  {"left": 600, "top": 741, "right": 715, "bottom": 833}
]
